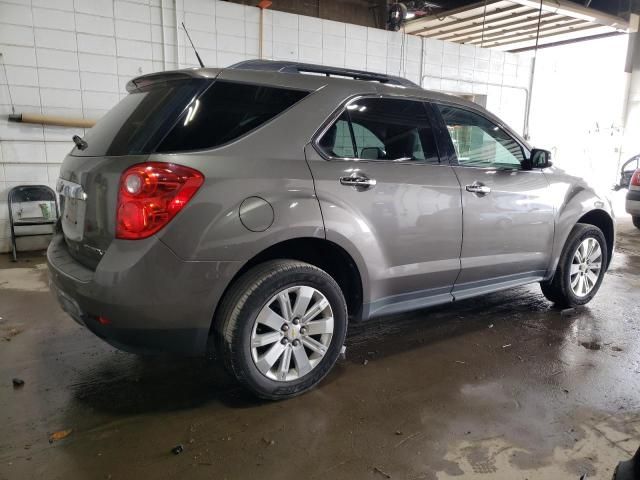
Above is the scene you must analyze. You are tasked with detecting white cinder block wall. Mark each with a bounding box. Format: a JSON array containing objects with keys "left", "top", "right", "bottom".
[{"left": 0, "top": 0, "right": 532, "bottom": 253}]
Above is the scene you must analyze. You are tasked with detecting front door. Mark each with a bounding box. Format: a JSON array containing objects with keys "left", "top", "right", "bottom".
[
  {"left": 306, "top": 96, "right": 462, "bottom": 318},
  {"left": 436, "top": 103, "right": 555, "bottom": 299}
]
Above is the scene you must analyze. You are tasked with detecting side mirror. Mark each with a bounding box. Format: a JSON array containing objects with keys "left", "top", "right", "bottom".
[{"left": 530, "top": 148, "right": 552, "bottom": 169}]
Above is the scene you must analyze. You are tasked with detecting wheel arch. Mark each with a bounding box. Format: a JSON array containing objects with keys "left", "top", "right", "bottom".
[
  {"left": 576, "top": 209, "right": 614, "bottom": 270},
  {"left": 210, "top": 237, "right": 364, "bottom": 337}
]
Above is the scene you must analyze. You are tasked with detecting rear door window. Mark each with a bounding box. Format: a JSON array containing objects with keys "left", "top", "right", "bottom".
[
  {"left": 318, "top": 97, "right": 440, "bottom": 163},
  {"left": 317, "top": 112, "right": 355, "bottom": 158},
  {"left": 157, "top": 81, "right": 309, "bottom": 152}
]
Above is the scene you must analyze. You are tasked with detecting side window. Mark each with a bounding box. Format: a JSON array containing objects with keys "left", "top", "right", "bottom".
[
  {"left": 317, "top": 97, "right": 440, "bottom": 163},
  {"left": 438, "top": 105, "right": 524, "bottom": 169},
  {"left": 351, "top": 122, "right": 385, "bottom": 159},
  {"left": 318, "top": 112, "right": 355, "bottom": 158},
  {"left": 157, "top": 81, "right": 309, "bottom": 152}
]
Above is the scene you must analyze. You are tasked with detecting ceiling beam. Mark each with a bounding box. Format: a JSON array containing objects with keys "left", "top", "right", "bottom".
[
  {"left": 422, "top": 6, "right": 536, "bottom": 39},
  {"left": 459, "top": 16, "right": 576, "bottom": 44},
  {"left": 479, "top": 22, "right": 604, "bottom": 48},
  {"left": 443, "top": 12, "right": 558, "bottom": 42},
  {"left": 507, "top": 31, "right": 624, "bottom": 52},
  {"left": 413, "top": 5, "right": 529, "bottom": 37},
  {"left": 407, "top": 3, "right": 525, "bottom": 35},
  {"left": 404, "top": 0, "right": 502, "bottom": 33},
  {"left": 507, "top": 0, "right": 629, "bottom": 30},
  {"left": 468, "top": 19, "right": 590, "bottom": 45}
]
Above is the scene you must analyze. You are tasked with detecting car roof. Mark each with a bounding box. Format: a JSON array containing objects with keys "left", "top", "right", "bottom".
[
  {"left": 128, "top": 60, "right": 530, "bottom": 150},
  {"left": 129, "top": 59, "right": 466, "bottom": 105}
]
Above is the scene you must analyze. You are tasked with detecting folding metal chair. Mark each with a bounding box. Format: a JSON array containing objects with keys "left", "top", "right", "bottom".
[{"left": 8, "top": 185, "right": 59, "bottom": 261}]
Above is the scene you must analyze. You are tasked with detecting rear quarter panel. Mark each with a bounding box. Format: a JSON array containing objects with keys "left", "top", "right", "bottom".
[{"left": 154, "top": 81, "right": 376, "bottom": 265}]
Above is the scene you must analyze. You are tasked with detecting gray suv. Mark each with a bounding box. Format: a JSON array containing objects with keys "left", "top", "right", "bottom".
[{"left": 48, "top": 60, "right": 615, "bottom": 399}]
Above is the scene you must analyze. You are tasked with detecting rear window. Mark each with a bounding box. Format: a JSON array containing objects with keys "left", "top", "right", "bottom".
[
  {"left": 73, "top": 79, "right": 206, "bottom": 157},
  {"left": 156, "top": 81, "right": 309, "bottom": 152},
  {"left": 73, "top": 79, "right": 309, "bottom": 157}
]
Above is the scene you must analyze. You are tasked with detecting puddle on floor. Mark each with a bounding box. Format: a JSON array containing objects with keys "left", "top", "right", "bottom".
[{"left": 0, "top": 264, "right": 49, "bottom": 292}]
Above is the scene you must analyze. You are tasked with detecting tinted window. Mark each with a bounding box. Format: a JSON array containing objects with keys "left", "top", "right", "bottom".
[
  {"left": 157, "top": 81, "right": 309, "bottom": 152},
  {"left": 73, "top": 79, "right": 205, "bottom": 157},
  {"left": 319, "top": 98, "right": 439, "bottom": 163},
  {"left": 438, "top": 105, "right": 524, "bottom": 169},
  {"left": 318, "top": 112, "right": 355, "bottom": 158}
]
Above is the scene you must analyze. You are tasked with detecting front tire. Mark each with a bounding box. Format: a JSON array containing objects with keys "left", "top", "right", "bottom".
[
  {"left": 633, "top": 216, "right": 640, "bottom": 230},
  {"left": 540, "top": 223, "right": 608, "bottom": 308},
  {"left": 216, "top": 260, "right": 347, "bottom": 400}
]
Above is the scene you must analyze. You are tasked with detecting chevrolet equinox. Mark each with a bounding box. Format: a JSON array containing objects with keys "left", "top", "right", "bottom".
[{"left": 48, "top": 60, "right": 615, "bottom": 399}]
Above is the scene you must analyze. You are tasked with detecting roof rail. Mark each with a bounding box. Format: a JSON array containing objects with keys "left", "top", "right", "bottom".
[{"left": 229, "top": 59, "right": 420, "bottom": 88}]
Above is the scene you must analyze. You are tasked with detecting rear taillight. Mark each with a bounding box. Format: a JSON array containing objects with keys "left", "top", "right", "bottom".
[
  {"left": 116, "top": 162, "right": 203, "bottom": 240},
  {"left": 631, "top": 169, "right": 640, "bottom": 187}
]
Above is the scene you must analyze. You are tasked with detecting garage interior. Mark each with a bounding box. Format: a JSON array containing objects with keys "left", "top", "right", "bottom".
[{"left": 1, "top": 0, "right": 640, "bottom": 478}]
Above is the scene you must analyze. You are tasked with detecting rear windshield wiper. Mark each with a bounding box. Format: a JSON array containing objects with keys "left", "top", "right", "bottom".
[{"left": 72, "top": 135, "right": 88, "bottom": 151}]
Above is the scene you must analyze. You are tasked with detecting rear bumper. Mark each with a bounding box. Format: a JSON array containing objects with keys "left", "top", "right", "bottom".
[
  {"left": 47, "top": 234, "right": 240, "bottom": 355},
  {"left": 626, "top": 190, "right": 640, "bottom": 216}
]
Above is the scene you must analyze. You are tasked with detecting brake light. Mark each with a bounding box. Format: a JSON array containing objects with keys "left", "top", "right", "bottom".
[
  {"left": 631, "top": 169, "right": 640, "bottom": 187},
  {"left": 116, "top": 162, "right": 204, "bottom": 240}
]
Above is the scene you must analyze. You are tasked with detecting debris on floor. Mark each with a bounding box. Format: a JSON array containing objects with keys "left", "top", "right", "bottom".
[
  {"left": 171, "top": 444, "right": 184, "bottom": 455},
  {"left": 2, "top": 327, "right": 23, "bottom": 341},
  {"left": 373, "top": 466, "right": 392, "bottom": 478},
  {"left": 12, "top": 378, "right": 24, "bottom": 388},
  {"left": 49, "top": 429, "right": 72, "bottom": 443}
]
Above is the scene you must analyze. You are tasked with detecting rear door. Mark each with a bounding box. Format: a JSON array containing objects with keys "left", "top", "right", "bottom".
[
  {"left": 435, "top": 103, "right": 555, "bottom": 299},
  {"left": 306, "top": 96, "right": 462, "bottom": 317}
]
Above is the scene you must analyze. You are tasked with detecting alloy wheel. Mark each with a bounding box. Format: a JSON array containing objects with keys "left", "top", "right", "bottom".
[
  {"left": 570, "top": 237, "right": 602, "bottom": 298},
  {"left": 250, "top": 286, "right": 334, "bottom": 381}
]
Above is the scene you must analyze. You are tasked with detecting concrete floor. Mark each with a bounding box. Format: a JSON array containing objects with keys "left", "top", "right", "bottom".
[{"left": 1, "top": 218, "right": 639, "bottom": 480}]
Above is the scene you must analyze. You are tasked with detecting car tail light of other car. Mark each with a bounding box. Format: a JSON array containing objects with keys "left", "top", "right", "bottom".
[
  {"left": 116, "top": 162, "right": 204, "bottom": 240},
  {"left": 631, "top": 169, "right": 640, "bottom": 188}
]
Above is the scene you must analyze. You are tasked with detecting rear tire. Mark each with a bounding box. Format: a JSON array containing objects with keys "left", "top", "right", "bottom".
[
  {"left": 540, "top": 223, "right": 607, "bottom": 308},
  {"left": 216, "top": 260, "right": 347, "bottom": 400},
  {"left": 633, "top": 216, "right": 640, "bottom": 230}
]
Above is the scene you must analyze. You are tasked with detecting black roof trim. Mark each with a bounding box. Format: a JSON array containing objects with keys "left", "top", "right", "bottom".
[{"left": 229, "top": 59, "right": 420, "bottom": 88}]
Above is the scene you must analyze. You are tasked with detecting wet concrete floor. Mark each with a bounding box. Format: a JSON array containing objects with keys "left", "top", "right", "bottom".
[{"left": 1, "top": 218, "right": 639, "bottom": 479}]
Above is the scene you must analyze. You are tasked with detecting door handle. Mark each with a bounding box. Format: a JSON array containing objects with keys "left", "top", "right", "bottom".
[
  {"left": 340, "top": 175, "right": 377, "bottom": 188},
  {"left": 466, "top": 182, "right": 491, "bottom": 195}
]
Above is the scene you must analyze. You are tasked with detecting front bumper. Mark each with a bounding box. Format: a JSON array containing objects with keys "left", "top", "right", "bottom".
[{"left": 47, "top": 234, "right": 240, "bottom": 355}]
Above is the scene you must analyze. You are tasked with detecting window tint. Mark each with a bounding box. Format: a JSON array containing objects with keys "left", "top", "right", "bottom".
[
  {"left": 157, "top": 81, "right": 309, "bottom": 152},
  {"left": 73, "top": 79, "right": 206, "bottom": 157},
  {"left": 438, "top": 105, "right": 524, "bottom": 169},
  {"left": 350, "top": 122, "right": 386, "bottom": 159},
  {"left": 318, "top": 98, "right": 439, "bottom": 163},
  {"left": 318, "top": 112, "right": 355, "bottom": 158}
]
